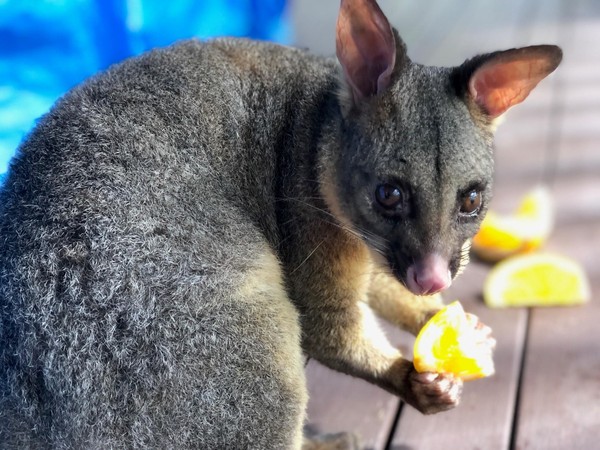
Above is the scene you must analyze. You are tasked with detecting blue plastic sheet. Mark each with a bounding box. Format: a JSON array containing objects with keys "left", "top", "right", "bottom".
[{"left": 0, "top": 0, "right": 291, "bottom": 177}]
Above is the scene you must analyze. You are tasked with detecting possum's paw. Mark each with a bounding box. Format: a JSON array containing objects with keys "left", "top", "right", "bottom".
[
  {"left": 405, "top": 369, "right": 463, "bottom": 415},
  {"left": 302, "top": 431, "right": 361, "bottom": 450}
]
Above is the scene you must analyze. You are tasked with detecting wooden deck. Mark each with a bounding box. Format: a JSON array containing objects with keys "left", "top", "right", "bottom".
[{"left": 293, "top": 0, "right": 600, "bottom": 448}]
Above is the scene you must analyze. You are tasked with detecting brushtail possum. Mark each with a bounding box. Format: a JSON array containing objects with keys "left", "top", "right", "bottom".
[{"left": 0, "top": 0, "right": 561, "bottom": 448}]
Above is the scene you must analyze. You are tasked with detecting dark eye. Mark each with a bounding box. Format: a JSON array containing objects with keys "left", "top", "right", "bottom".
[
  {"left": 375, "top": 183, "right": 404, "bottom": 210},
  {"left": 460, "top": 190, "right": 482, "bottom": 215}
]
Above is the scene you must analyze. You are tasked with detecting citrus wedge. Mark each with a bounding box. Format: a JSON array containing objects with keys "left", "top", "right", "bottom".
[
  {"left": 473, "top": 186, "right": 554, "bottom": 262},
  {"left": 413, "top": 301, "right": 495, "bottom": 381},
  {"left": 484, "top": 253, "right": 591, "bottom": 308}
]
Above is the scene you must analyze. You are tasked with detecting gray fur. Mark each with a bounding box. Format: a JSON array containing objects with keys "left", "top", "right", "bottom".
[{"left": 0, "top": 22, "right": 558, "bottom": 450}]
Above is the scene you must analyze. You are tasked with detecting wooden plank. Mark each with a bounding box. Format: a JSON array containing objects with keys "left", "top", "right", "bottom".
[
  {"left": 513, "top": 4, "right": 600, "bottom": 443},
  {"left": 486, "top": 11, "right": 600, "bottom": 225},
  {"left": 295, "top": 1, "right": 597, "bottom": 448},
  {"left": 491, "top": 0, "right": 564, "bottom": 190},
  {"left": 304, "top": 360, "right": 400, "bottom": 450},
  {"left": 546, "top": 221, "right": 600, "bottom": 280},
  {"left": 389, "top": 262, "right": 528, "bottom": 450},
  {"left": 388, "top": 0, "right": 538, "bottom": 66},
  {"left": 514, "top": 278, "right": 600, "bottom": 449},
  {"left": 483, "top": 171, "right": 600, "bottom": 226},
  {"left": 304, "top": 324, "right": 411, "bottom": 450},
  {"left": 391, "top": 1, "right": 566, "bottom": 447}
]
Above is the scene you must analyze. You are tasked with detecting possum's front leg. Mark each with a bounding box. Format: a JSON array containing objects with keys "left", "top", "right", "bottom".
[
  {"left": 303, "top": 297, "right": 462, "bottom": 415},
  {"left": 289, "top": 231, "right": 462, "bottom": 415}
]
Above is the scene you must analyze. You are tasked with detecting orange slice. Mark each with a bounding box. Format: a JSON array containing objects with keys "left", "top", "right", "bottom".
[
  {"left": 473, "top": 186, "right": 554, "bottom": 262},
  {"left": 413, "top": 301, "right": 495, "bottom": 381},
  {"left": 484, "top": 253, "right": 591, "bottom": 308}
]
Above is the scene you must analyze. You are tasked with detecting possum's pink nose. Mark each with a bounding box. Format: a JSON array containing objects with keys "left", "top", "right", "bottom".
[{"left": 406, "top": 254, "right": 452, "bottom": 295}]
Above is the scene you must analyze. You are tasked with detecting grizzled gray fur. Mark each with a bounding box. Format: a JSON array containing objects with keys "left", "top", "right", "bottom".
[{"left": 0, "top": 0, "right": 561, "bottom": 448}]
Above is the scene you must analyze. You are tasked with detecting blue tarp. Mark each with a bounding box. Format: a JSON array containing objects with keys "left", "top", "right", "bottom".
[{"left": 0, "top": 0, "right": 291, "bottom": 178}]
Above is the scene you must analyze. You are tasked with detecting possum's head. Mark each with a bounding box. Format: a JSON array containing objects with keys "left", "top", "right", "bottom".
[{"left": 323, "top": 0, "right": 562, "bottom": 296}]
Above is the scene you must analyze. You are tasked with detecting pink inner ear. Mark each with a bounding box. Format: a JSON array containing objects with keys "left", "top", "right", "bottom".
[
  {"left": 336, "top": 0, "right": 396, "bottom": 101},
  {"left": 469, "top": 58, "right": 550, "bottom": 118}
]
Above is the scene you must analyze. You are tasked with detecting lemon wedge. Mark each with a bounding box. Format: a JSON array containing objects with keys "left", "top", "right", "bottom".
[
  {"left": 484, "top": 253, "right": 591, "bottom": 308},
  {"left": 473, "top": 186, "right": 553, "bottom": 262},
  {"left": 413, "top": 301, "right": 495, "bottom": 381}
]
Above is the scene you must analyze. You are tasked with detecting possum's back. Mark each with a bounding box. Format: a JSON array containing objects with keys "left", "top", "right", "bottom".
[
  {"left": 0, "top": 38, "right": 334, "bottom": 447},
  {"left": 2, "top": 37, "right": 334, "bottom": 246}
]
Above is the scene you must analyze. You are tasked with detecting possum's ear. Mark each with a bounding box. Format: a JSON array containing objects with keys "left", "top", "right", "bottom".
[
  {"left": 460, "top": 45, "right": 562, "bottom": 119},
  {"left": 336, "top": 0, "right": 396, "bottom": 102}
]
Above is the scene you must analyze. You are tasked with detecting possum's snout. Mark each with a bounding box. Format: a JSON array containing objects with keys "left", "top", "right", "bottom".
[{"left": 405, "top": 253, "right": 452, "bottom": 296}]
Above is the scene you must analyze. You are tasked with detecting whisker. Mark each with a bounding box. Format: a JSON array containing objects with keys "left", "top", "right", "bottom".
[
  {"left": 362, "top": 236, "right": 389, "bottom": 255},
  {"left": 278, "top": 177, "right": 389, "bottom": 238},
  {"left": 299, "top": 178, "right": 337, "bottom": 188},
  {"left": 275, "top": 195, "right": 392, "bottom": 262},
  {"left": 290, "top": 240, "right": 325, "bottom": 275},
  {"left": 454, "top": 245, "right": 472, "bottom": 277},
  {"left": 276, "top": 196, "right": 364, "bottom": 240},
  {"left": 275, "top": 196, "right": 325, "bottom": 202},
  {"left": 364, "top": 268, "right": 395, "bottom": 278},
  {"left": 279, "top": 195, "right": 389, "bottom": 243}
]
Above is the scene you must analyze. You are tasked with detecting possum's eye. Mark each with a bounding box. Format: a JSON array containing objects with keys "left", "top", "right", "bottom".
[
  {"left": 375, "top": 183, "right": 404, "bottom": 210},
  {"left": 460, "top": 190, "right": 482, "bottom": 216}
]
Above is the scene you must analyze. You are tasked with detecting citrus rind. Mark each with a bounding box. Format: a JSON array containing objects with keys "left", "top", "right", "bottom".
[
  {"left": 472, "top": 186, "right": 554, "bottom": 262},
  {"left": 413, "top": 301, "right": 495, "bottom": 381},
  {"left": 484, "top": 253, "right": 591, "bottom": 308}
]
